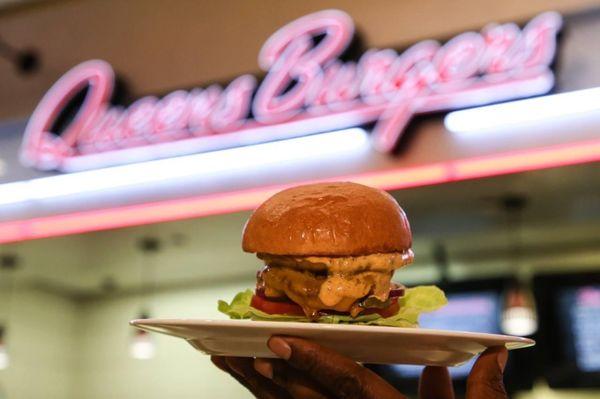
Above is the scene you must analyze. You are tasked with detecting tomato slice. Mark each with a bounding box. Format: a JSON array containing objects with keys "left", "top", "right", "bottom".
[
  {"left": 255, "top": 286, "right": 289, "bottom": 302},
  {"left": 251, "top": 294, "right": 305, "bottom": 316},
  {"left": 362, "top": 297, "right": 399, "bottom": 318},
  {"left": 251, "top": 294, "right": 400, "bottom": 318}
]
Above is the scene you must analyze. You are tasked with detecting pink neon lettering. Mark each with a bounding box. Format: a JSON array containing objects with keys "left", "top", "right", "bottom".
[
  {"left": 359, "top": 49, "right": 399, "bottom": 103},
  {"left": 78, "top": 107, "right": 125, "bottom": 153},
  {"left": 21, "top": 10, "right": 562, "bottom": 171},
  {"left": 253, "top": 9, "right": 354, "bottom": 123},
  {"left": 434, "top": 32, "right": 486, "bottom": 91},
  {"left": 153, "top": 90, "right": 191, "bottom": 141},
  {"left": 209, "top": 75, "right": 256, "bottom": 131},
  {"left": 481, "top": 23, "right": 521, "bottom": 74},
  {"left": 187, "top": 86, "right": 222, "bottom": 135},
  {"left": 124, "top": 97, "right": 158, "bottom": 144},
  {"left": 521, "top": 12, "right": 562, "bottom": 68},
  {"left": 382, "top": 41, "right": 440, "bottom": 102},
  {"left": 21, "top": 60, "right": 114, "bottom": 169},
  {"left": 306, "top": 61, "right": 359, "bottom": 111}
]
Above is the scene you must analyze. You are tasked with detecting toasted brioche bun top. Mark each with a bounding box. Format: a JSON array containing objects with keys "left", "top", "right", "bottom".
[{"left": 242, "top": 182, "right": 411, "bottom": 256}]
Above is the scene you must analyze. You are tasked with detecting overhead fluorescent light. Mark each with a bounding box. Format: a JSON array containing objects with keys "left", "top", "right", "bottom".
[
  {"left": 444, "top": 87, "right": 600, "bottom": 135},
  {"left": 0, "top": 128, "right": 369, "bottom": 206},
  {"left": 0, "top": 138, "right": 599, "bottom": 244}
]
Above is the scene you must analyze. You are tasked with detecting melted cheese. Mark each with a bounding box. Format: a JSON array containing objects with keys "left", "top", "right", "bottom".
[
  {"left": 259, "top": 252, "right": 413, "bottom": 318},
  {"left": 262, "top": 266, "right": 394, "bottom": 317},
  {"left": 259, "top": 250, "right": 414, "bottom": 273}
]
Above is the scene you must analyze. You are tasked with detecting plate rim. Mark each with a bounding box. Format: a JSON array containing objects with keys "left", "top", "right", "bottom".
[{"left": 130, "top": 318, "right": 535, "bottom": 346}]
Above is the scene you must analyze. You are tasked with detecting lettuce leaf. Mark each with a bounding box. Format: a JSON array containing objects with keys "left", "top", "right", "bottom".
[{"left": 218, "top": 285, "right": 447, "bottom": 327}]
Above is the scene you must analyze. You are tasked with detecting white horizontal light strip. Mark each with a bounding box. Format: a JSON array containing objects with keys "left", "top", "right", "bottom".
[
  {"left": 0, "top": 128, "right": 369, "bottom": 206},
  {"left": 444, "top": 87, "right": 600, "bottom": 134}
]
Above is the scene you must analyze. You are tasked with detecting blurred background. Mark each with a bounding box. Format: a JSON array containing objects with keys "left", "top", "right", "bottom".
[{"left": 0, "top": 0, "right": 599, "bottom": 398}]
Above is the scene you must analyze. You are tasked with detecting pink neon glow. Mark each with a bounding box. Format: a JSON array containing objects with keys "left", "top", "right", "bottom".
[
  {"left": 20, "top": 10, "right": 562, "bottom": 171},
  {"left": 20, "top": 60, "right": 114, "bottom": 170},
  {"left": 1, "top": 138, "right": 598, "bottom": 244},
  {"left": 253, "top": 10, "right": 355, "bottom": 123}
]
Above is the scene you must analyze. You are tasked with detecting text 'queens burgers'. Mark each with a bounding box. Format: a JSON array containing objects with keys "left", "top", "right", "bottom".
[{"left": 219, "top": 182, "right": 446, "bottom": 327}]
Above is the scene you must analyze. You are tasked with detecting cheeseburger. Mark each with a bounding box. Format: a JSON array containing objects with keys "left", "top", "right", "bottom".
[{"left": 219, "top": 182, "right": 446, "bottom": 327}]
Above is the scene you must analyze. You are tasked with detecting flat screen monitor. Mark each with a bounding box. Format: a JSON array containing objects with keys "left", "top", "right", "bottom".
[
  {"left": 560, "top": 286, "right": 600, "bottom": 372},
  {"left": 534, "top": 272, "right": 600, "bottom": 388}
]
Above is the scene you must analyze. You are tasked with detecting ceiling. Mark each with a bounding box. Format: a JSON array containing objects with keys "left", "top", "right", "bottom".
[
  {"left": 0, "top": 162, "right": 598, "bottom": 299},
  {"left": 1, "top": 0, "right": 599, "bottom": 120}
]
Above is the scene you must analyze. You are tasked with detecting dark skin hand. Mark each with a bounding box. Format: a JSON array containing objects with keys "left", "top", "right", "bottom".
[{"left": 212, "top": 336, "right": 509, "bottom": 399}]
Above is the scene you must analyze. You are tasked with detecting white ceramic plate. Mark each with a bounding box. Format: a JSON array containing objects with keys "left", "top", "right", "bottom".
[{"left": 131, "top": 319, "right": 535, "bottom": 366}]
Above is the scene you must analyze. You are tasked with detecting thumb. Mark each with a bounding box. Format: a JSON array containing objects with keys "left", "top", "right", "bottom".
[{"left": 466, "top": 346, "right": 508, "bottom": 399}]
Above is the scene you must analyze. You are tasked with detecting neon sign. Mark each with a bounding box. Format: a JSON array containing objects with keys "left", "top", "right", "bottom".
[{"left": 21, "top": 10, "right": 562, "bottom": 172}]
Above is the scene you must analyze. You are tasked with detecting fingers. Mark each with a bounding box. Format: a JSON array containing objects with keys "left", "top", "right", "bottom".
[
  {"left": 419, "top": 366, "right": 454, "bottom": 399},
  {"left": 211, "top": 356, "right": 292, "bottom": 399},
  {"left": 254, "top": 358, "right": 333, "bottom": 399},
  {"left": 268, "top": 336, "right": 406, "bottom": 399},
  {"left": 466, "top": 346, "right": 508, "bottom": 399}
]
